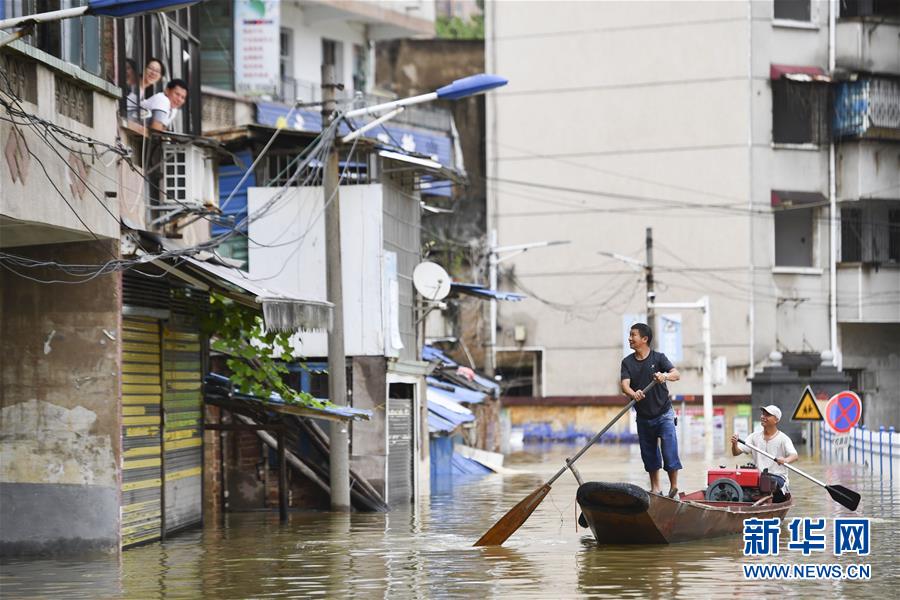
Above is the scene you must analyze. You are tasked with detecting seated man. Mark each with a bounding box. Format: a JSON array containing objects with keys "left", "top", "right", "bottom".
[
  {"left": 731, "top": 405, "right": 798, "bottom": 502},
  {"left": 141, "top": 78, "right": 188, "bottom": 131}
]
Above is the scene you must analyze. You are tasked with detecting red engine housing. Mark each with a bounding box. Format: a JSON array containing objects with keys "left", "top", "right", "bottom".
[{"left": 707, "top": 468, "right": 760, "bottom": 488}]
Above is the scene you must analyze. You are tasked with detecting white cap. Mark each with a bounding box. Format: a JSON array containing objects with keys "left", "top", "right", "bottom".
[{"left": 761, "top": 405, "right": 782, "bottom": 422}]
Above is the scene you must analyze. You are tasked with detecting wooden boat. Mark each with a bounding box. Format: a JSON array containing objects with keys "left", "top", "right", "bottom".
[{"left": 576, "top": 481, "right": 792, "bottom": 545}]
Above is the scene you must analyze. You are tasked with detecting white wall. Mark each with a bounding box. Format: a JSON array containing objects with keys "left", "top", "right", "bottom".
[
  {"left": 487, "top": 1, "right": 755, "bottom": 397},
  {"left": 282, "top": 3, "right": 368, "bottom": 96},
  {"left": 0, "top": 57, "right": 120, "bottom": 245},
  {"left": 484, "top": 0, "right": 881, "bottom": 398},
  {"left": 247, "top": 184, "right": 388, "bottom": 357}
]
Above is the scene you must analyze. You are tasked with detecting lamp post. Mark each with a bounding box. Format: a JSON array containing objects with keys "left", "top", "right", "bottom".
[
  {"left": 486, "top": 230, "right": 569, "bottom": 377},
  {"left": 323, "top": 72, "right": 507, "bottom": 510},
  {"left": 651, "top": 297, "right": 713, "bottom": 462}
]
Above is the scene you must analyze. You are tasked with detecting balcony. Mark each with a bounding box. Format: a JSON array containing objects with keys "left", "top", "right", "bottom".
[
  {"left": 836, "top": 140, "right": 900, "bottom": 200},
  {"left": 833, "top": 78, "right": 900, "bottom": 141},
  {"left": 835, "top": 19, "right": 900, "bottom": 75},
  {"left": 296, "top": 0, "right": 434, "bottom": 40},
  {"left": 837, "top": 264, "right": 900, "bottom": 323}
]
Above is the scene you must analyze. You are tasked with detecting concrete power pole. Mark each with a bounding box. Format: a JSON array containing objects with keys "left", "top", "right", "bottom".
[
  {"left": 322, "top": 64, "right": 350, "bottom": 511},
  {"left": 645, "top": 227, "right": 656, "bottom": 347}
]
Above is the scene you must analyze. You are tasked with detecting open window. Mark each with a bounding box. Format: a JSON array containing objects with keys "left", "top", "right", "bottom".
[
  {"left": 772, "top": 190, "right": 825, "bottom": 268},
  {"left": 772, "top": 80, "right": 829, "bottom": 145}
]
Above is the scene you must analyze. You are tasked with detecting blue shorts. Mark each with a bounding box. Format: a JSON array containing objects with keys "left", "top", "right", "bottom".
[{"left": 636, "top": 409, "right": 683, "bottom": 473}]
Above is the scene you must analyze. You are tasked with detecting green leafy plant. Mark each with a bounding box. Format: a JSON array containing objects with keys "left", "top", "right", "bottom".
[
  {"left": 203, "top": 293, "right": 329, "bottom": 409},
  {"left": 436, "top": 14, "right": 484, "bottom": 40}
]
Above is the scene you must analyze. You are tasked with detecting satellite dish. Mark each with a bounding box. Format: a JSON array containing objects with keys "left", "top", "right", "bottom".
[{"left": 413, "top": 261, "right": 451, "bottom": 301}]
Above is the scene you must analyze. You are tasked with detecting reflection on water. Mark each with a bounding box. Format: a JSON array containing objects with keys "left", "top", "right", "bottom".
[{"left": 2, "top": 444, "right": 897, "bottom": 598}]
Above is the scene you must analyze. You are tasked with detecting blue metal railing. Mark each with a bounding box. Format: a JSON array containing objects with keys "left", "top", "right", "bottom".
[{"left": 820, "top": 424, "right": 898, "bottom": 480}]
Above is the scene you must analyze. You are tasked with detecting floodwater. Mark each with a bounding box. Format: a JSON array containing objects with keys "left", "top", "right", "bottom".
[{"left": 2, "top": 444, "right": 898, "bottom": 598}]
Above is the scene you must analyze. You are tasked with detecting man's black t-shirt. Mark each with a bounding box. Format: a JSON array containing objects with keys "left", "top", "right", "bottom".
[{"left": 620, "top": 350, "right": 675, "bottom": 419}]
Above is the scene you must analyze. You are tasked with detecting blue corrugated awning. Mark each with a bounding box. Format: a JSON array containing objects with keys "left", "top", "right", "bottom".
[
  {"left": 428, "top": 410, "right": 458, "bottom": 434},
  {"left": 427, "top": 377, "right": 487, "bottom": 404},
  {"left": 426, "top": 389, "right": 474, "bottom": 435},
  {"left": 422, "top": 345, "right": 457, "bottom": 367},
  {"left": 205, "top": 373, "right": 370, "bottom": 421},
  {"left": 422, "top": 345, "right": 500, "bottom": 394},
  {"left": 450, "top": 283, "right": 526, "bottom": 302},
  {"left": 451, "top": 452, "right": 493, "bottom": 475}
]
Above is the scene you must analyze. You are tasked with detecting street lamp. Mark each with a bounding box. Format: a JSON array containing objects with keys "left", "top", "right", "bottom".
[
  {"left": 322, "top": 72, "right": 508, "bottom": 510},
  {"left": 0, "top": 0, "right": 199, "bottom": 47},
  {"left": 486, "top": 231, "right": 569, "bottom": 377}
]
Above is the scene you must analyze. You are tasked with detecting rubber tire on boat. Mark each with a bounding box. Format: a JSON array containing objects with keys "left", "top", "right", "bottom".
[
  {"left": 705, "top": 478, "right": 744, "bottom": 502},
  {"left": 576, "top": 482, "right": 651, "bottom": 515}
]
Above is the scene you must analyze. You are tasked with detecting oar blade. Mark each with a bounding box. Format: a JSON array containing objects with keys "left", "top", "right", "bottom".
[
  {"left": 474, "top": 484, "right": 552, "bottom": 546},
  {"left": 827, "top": 484, "right": 861, "bottom": 511}
]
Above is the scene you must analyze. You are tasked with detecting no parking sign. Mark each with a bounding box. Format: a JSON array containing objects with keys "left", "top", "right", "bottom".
[{"left": 824, "top": 391, "right": 862, "bottom": 434}]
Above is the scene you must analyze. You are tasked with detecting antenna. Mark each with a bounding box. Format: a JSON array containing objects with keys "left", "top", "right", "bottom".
[{"left": 412, "top": 261, "right": 451, "bottom": 301}]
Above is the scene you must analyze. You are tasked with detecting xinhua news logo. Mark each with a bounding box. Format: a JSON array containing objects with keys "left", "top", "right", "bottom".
[{"left": 741, "top": 517, "right": 872, "bottom": 581}]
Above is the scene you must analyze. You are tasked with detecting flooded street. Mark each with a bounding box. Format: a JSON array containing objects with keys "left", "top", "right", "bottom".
[{"left": 2, "top": 444, "right": 898, "bottom": 598}]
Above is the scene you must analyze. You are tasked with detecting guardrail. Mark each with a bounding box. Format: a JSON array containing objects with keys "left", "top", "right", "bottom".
[{"left": 820, "top": 425, "right": 899, "bottom": 481}]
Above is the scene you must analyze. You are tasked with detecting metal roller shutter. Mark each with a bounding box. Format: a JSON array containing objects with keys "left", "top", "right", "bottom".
[
  {"left": 387, "top": 397, "right": 413, "bottom": 506},
  {"left": 121, "top": 316, "right": 164, "bottom": 548},
  {"left": 162, "top": 289, "right": 205, "bottom": 534}
]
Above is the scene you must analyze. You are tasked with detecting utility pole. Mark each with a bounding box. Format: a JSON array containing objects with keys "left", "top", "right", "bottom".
[
  {"left": 322, "top": 64, "right": 350, "bottom": 511},
  {"left": 486, "top": 229, "right": 498, "bottom": 377},
  {"left": 645, "top": 227, "right": 656, "bottom": 346}
]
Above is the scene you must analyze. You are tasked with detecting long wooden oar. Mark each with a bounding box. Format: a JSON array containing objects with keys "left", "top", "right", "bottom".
[
  {"left": 738, "top": 438, "right": 860, "bottom": 511},
  {"left": 474, "top": 380, "right": 658, "bottom": 546}
]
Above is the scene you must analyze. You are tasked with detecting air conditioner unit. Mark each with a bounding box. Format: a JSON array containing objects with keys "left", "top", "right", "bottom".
[{"left": 160, "top": 143, "right": 215, "bottom": 209}]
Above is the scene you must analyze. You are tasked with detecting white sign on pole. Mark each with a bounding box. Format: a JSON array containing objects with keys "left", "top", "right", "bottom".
[
  {"left": 235, "top": 0, "right": 280, "bottom": 95},
  {"left": 657, "top": 313, "right": 682, "bottom": 362}
]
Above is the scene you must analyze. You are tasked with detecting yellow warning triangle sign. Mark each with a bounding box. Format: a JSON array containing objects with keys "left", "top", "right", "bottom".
[{"left": 792, "top": 385, "right": 824, "bottom": 421}]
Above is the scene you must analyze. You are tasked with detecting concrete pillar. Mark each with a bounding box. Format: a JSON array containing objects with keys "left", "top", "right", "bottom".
[{"left": 0, "top": 240, "right": 121, "bottom": 557}]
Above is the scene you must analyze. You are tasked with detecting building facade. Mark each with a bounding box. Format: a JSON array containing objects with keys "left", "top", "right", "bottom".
[{"left": 485, "top": 0, "right": 899, "bottom": 430}]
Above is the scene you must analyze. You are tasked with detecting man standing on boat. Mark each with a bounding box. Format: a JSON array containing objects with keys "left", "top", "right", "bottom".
[
  {"left": 731, "top": 406, "right": 798, "bottom": 502},
  {"left": 620, "top": 323, "right": 682, "bottom": 498}
]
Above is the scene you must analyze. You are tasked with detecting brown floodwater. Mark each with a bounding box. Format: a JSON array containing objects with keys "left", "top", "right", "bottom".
[{"left": 2, "top": 444, "right": 898, "bottom": 598}]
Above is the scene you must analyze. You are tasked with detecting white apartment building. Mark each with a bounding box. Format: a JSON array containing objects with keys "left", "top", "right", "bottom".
[{"left": 485, "top": 0, "right": 899, "bottom": 426}]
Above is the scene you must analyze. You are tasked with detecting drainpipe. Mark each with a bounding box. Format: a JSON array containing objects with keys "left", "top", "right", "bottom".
[
  {"left": 829, "top": 0, "right": 839, "bottom": 368},
  {"left": 746, "top": 0, "right": 755, "bottom": 377}
]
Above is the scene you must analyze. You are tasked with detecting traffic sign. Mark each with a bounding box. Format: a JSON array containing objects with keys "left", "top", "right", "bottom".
[
  {"left": 825, "top": 390, "right": 862, "bottom": 434},
  {"left": 792, "top": 385, "right": 824, "bottom": 421}
]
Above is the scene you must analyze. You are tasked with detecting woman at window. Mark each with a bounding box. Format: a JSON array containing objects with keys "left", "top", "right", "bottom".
[{"left": 125, "top": 57, "right": 166, "bottom": 121}]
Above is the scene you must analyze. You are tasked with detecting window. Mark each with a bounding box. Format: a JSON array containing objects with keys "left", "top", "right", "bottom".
[
  {"left": 774, "top": 207, "right": 815, "bottom": 267},
  {"left": 9, "top": 0, "right": 102, "bottom": 75},
  {"left": 840, "top": 0, "right": 900, "bottom": 19},
  {"left": 352, "top": 44, "right": 367, "bottom": 93},
  {"left": 279, "top": 28, "right": 294, "bottom": 102},
  {"left": 888, "top": 209, "right": 900, "bottom": 263},
  {"left": 772, "top": 80, "right": 829, "bottom": 144},
  {"left": 774, "top": 0, "right": 811, "bottom": 21},
  {"left": 839, "top": 201, "right": 900, "bottom": 264},
  {"left": 322, "top": 38, "right": 343, "bottom": 83},
  {"left": 841, "top": 208, "right": 862, "bottom": 262},
  {"left": 279, "top": 29, "right": 293, "bottom": 80},
  {"left": 116, "top": 9, "right": 201, "bottom": 134}
]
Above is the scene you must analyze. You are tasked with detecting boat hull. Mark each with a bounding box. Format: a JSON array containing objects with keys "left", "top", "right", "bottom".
[{"left": 577, "top": 481, "right": 792, "bottom": 545}]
